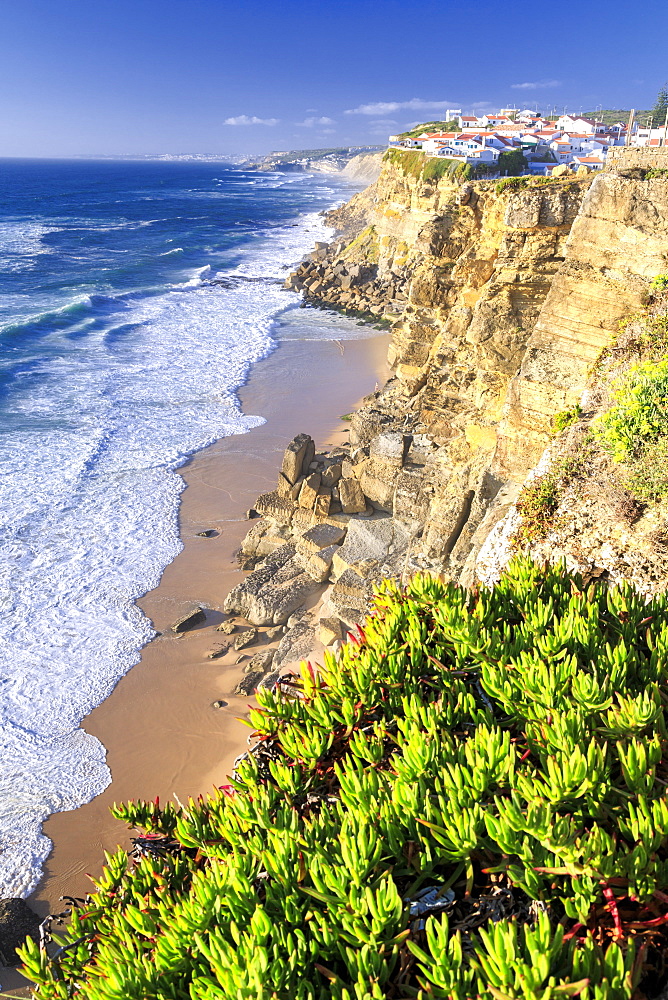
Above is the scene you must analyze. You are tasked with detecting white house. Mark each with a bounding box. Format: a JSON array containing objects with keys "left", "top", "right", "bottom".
[
  {"left": 549, "top": 140, "right": 576, "bottom": 163},
  {"left": 483, "top": 133, "right": 518, "bottom": 151},
  {"left": 434, "top": 146, "right": 465, "bottom": 159},
  {"left": 555, "top": 115, "right": 607, "bottom": 135},
  {"left": 466, "top": 146, "right": 500, "bottom": 162},
  {"left": 571, "top": 156, "right": 605, "bottom": 170},
  {"left": 479, "top": 114, "right": 514, "bottom": 129},
  {"left": 450, "top": 133, "right": 486, "bottom": 152},
  {"left": 458, "top": 115, "right": 481, "bottom": 130},
  {"left": 632, "top": 126, "right": 667, "bottom": 147},
  {"left": 421, "top": 133, "right": 459, "bottom": 154}
]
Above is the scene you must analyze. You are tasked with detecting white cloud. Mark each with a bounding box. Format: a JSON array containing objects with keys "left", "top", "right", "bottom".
[
  {"left": 224, "top": 115, "right": 279, "bottom": 126},
  {"left": 344, "top": 98, "right": 456, "bottom": 115},
  {"left": 296, "top": 116, "right": 336, "bottom": 127},
  {"left": 511, "top": 80, "right": 562, "bottom": 90},
  {"left": 319, "top": 128, "right": 336, "bottom": 135},
  {"left": 369, "top": 118, "right": 398, "bottom": 126}
]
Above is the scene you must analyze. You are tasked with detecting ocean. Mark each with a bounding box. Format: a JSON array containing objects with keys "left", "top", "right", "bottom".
[{"left": 0, "top": 158, "right": 371, "bottom": 896}]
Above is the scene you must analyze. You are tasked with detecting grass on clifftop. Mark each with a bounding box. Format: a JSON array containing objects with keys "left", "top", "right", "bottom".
[
  {"left": 396, "top": 120, "right": 461, "bottom": 140},
  {"left": 384, "top": 148, "right": 473, "bottom": 182},
  {"left": 19, "top": 558, "right": 668, "bottom": 1000}
]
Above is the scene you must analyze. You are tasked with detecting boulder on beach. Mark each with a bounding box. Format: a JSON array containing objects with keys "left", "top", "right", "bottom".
[
  {"left": 224, "top": 544, "right": 321, "bottom": 625},
  {"left": 0, "top": 898, "right": 41, "bottom": 966},
  {"left": 234, "top": 628, "right": 258, "bottom": 651},
  {"left": 274, "top": 620, "right": 316, "bottom": 669},
  {"left": 245, "top": 649, "right": 275, "bottom": 673},
  {"left": 234, "top": 671, "right": 266, "bottom": 697},
  {"left": 171, "top": 607, "right": 206, "bottom": 633}
]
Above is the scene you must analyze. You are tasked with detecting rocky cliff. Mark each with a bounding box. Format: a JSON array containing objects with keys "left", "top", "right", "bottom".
[
  {"left": 225, "top": 148, "right": 668, "bottom": 678},
  {"left": 246, "top": 146, "right": 383, "bottom": 176}
]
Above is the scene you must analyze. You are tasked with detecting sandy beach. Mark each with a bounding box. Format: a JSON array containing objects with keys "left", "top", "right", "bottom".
[
  {"left": 25, "top": 326, "right": 389, "bottom": 922},
  {"left": 1, "top": 323, "right": 389, "bottom": 1000}
]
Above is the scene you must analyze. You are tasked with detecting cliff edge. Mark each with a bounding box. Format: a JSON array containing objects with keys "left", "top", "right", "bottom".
[{"left": 229, "top": 148, "right": 668, "bottom": 672}]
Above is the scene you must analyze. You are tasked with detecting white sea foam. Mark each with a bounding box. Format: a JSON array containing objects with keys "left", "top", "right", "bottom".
[
  {"left": 0, "top": 176, "right": 364, "bottom": 896},
  {"left": 0, "top": 221, "right": 56, "bottom": 272}
]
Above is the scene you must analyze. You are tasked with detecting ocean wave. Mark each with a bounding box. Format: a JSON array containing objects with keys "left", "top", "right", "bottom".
[
  {"left": 0, "top": 295, "right": 94, "bottom": 339},
  {"left": 0, "top": 167, "right": 367, "bottom": 896}
]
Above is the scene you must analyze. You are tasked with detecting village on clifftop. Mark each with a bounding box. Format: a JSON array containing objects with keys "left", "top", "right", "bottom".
[{"left": 388, "top": 107, "right": 668, "bottom": 174}]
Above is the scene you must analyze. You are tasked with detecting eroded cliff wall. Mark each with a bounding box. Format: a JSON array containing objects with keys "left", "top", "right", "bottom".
[{"left": 228, "top": 150, "right": 668, "bottom": 670}]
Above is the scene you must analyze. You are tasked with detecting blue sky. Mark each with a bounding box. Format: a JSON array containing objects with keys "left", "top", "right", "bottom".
[{"left": 1, "top": 0, "right": 667, "bottom": 157}]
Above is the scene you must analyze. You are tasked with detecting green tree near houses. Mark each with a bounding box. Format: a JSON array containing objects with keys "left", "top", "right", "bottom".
[{"left": 651, "top": 82, "right": 668, "bottom": 127}]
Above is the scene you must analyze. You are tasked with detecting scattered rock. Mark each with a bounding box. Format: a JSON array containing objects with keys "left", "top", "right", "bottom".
[
  {"left": 297, "top": 543, "right": 340, "bottom": 582},
  {"left": 212, "top": 699, "right": 228, "bottom": 709},
  {"left": 265, "top": 625, "right": 284, "bottom": 641},
  {"left": 224, "top": 545, "right": 321, "bottom": 625},
  {"left": 287, "top": 609, "right": 309, "bottom": 627},
  {"left": 280, "top": 433, "right": 315, "bottom": 488},
  {"left": 330, "top": 568, "right": 374, "bottom": 613},
  {"left": 253, "top": 490, "right": 297, "bottom": 522},
  {"left": 321, "top": 463, "right": 342, "bottom": 488},
  {"left": 245, "top": 508, "right": 260, "bottom": 519},
  {"left": 332, "top": 517, "right": 411, "bottom": 579},
  {"left": 339, "top": 477, "right": 367, "bottom": 514},
  {"left": 245, "top": 649, "right": 275, "bottom": 673},
  {"left": 274, "top": 620, "right": 316, "bottom": 668},
  {"left": 196, "top": 529, "right": 217, "bottom": 537},
  {"left": 206, "top": 644, "right": 229, "bottom": 659},
  {"left": 234, "top": 628, "right": 258, "bottom": 651},
  {"left": 298, "top": 472, "right": 321, "bottom": 509},
  {"left": 225, "top": 544, "right": 297, "bottom": 618},
  {"left": 171, "top": 607, "right": 206, "bottom": 633},
  {"left": 235, "top": 655, "right": 247, "bottom": 665},
  {"left": 314, "top": 492, "right": 331, "bottom": 516},
  {"left": 297, "top": 523, "right": 347, "bottom": 554},
  {"left": 369, "top": 432, "right": 408, "bottom": 467},
  {"left": 234, "top": 671, "right": 266, "bottom": 696},
  {"left": 257, "top": 669, "right": 281, "bottom": 690},
  {"left": 216, "top": 620, "right": 236, "bottom": 634},
  {"left": 319, "top": 617, "right": 345, "bottom": 646},
  {"left": 0, "top": 898, "right": 41, "bottom": 966}
]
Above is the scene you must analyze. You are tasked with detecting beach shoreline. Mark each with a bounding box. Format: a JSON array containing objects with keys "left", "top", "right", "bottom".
[{"left": 25, "top": 325, "right": 389, "bottom": 923}]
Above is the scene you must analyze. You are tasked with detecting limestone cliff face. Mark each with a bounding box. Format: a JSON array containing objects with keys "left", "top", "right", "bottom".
[
  {"left": 495, "top": 172, "right": 668, "bottom": 481},
  {"left": 234, "top": 152, "right": 668, "bottom": 659}
]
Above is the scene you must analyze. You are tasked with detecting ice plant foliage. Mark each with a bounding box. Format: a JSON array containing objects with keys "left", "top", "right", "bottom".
[{"left": 19, "top": 559, "right": 668, "bottom": 999}]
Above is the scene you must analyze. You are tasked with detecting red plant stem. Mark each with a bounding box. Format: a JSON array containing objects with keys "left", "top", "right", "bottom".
[{"left": 602, "top": 884, "right": 623, "bottom": 939}]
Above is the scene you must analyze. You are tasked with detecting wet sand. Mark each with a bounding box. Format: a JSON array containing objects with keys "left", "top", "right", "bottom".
[{"left": 27, "top": 328, "right": 389, "bottom": 916}]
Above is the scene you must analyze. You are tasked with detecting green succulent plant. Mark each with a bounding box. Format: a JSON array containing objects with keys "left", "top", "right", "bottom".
[{"left": 18, "top": 559, "right": 668, "bottom": 999}]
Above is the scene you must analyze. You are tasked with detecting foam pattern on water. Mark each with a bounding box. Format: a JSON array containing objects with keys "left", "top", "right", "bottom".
[{"left": 0, "top": 165, "right": 365, "bottom": 895}]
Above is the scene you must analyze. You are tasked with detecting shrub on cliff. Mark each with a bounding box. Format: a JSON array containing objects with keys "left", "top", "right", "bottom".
[
  {"left": 591, "top": 290, "right": 668, "bottom": 501},
  {"left": 498, "top": 149, "right": 529, "bottom": 177},
  {"left": 596, "top": 357, "right": 668, "bottom": 462},
  {"left": 20, "top": 559, "right": 668, "bottom": 999}
]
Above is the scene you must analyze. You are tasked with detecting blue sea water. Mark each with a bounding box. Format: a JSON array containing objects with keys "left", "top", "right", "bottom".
[{"left": 0, "top": 158, "right": 368, "bottom": 895}]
